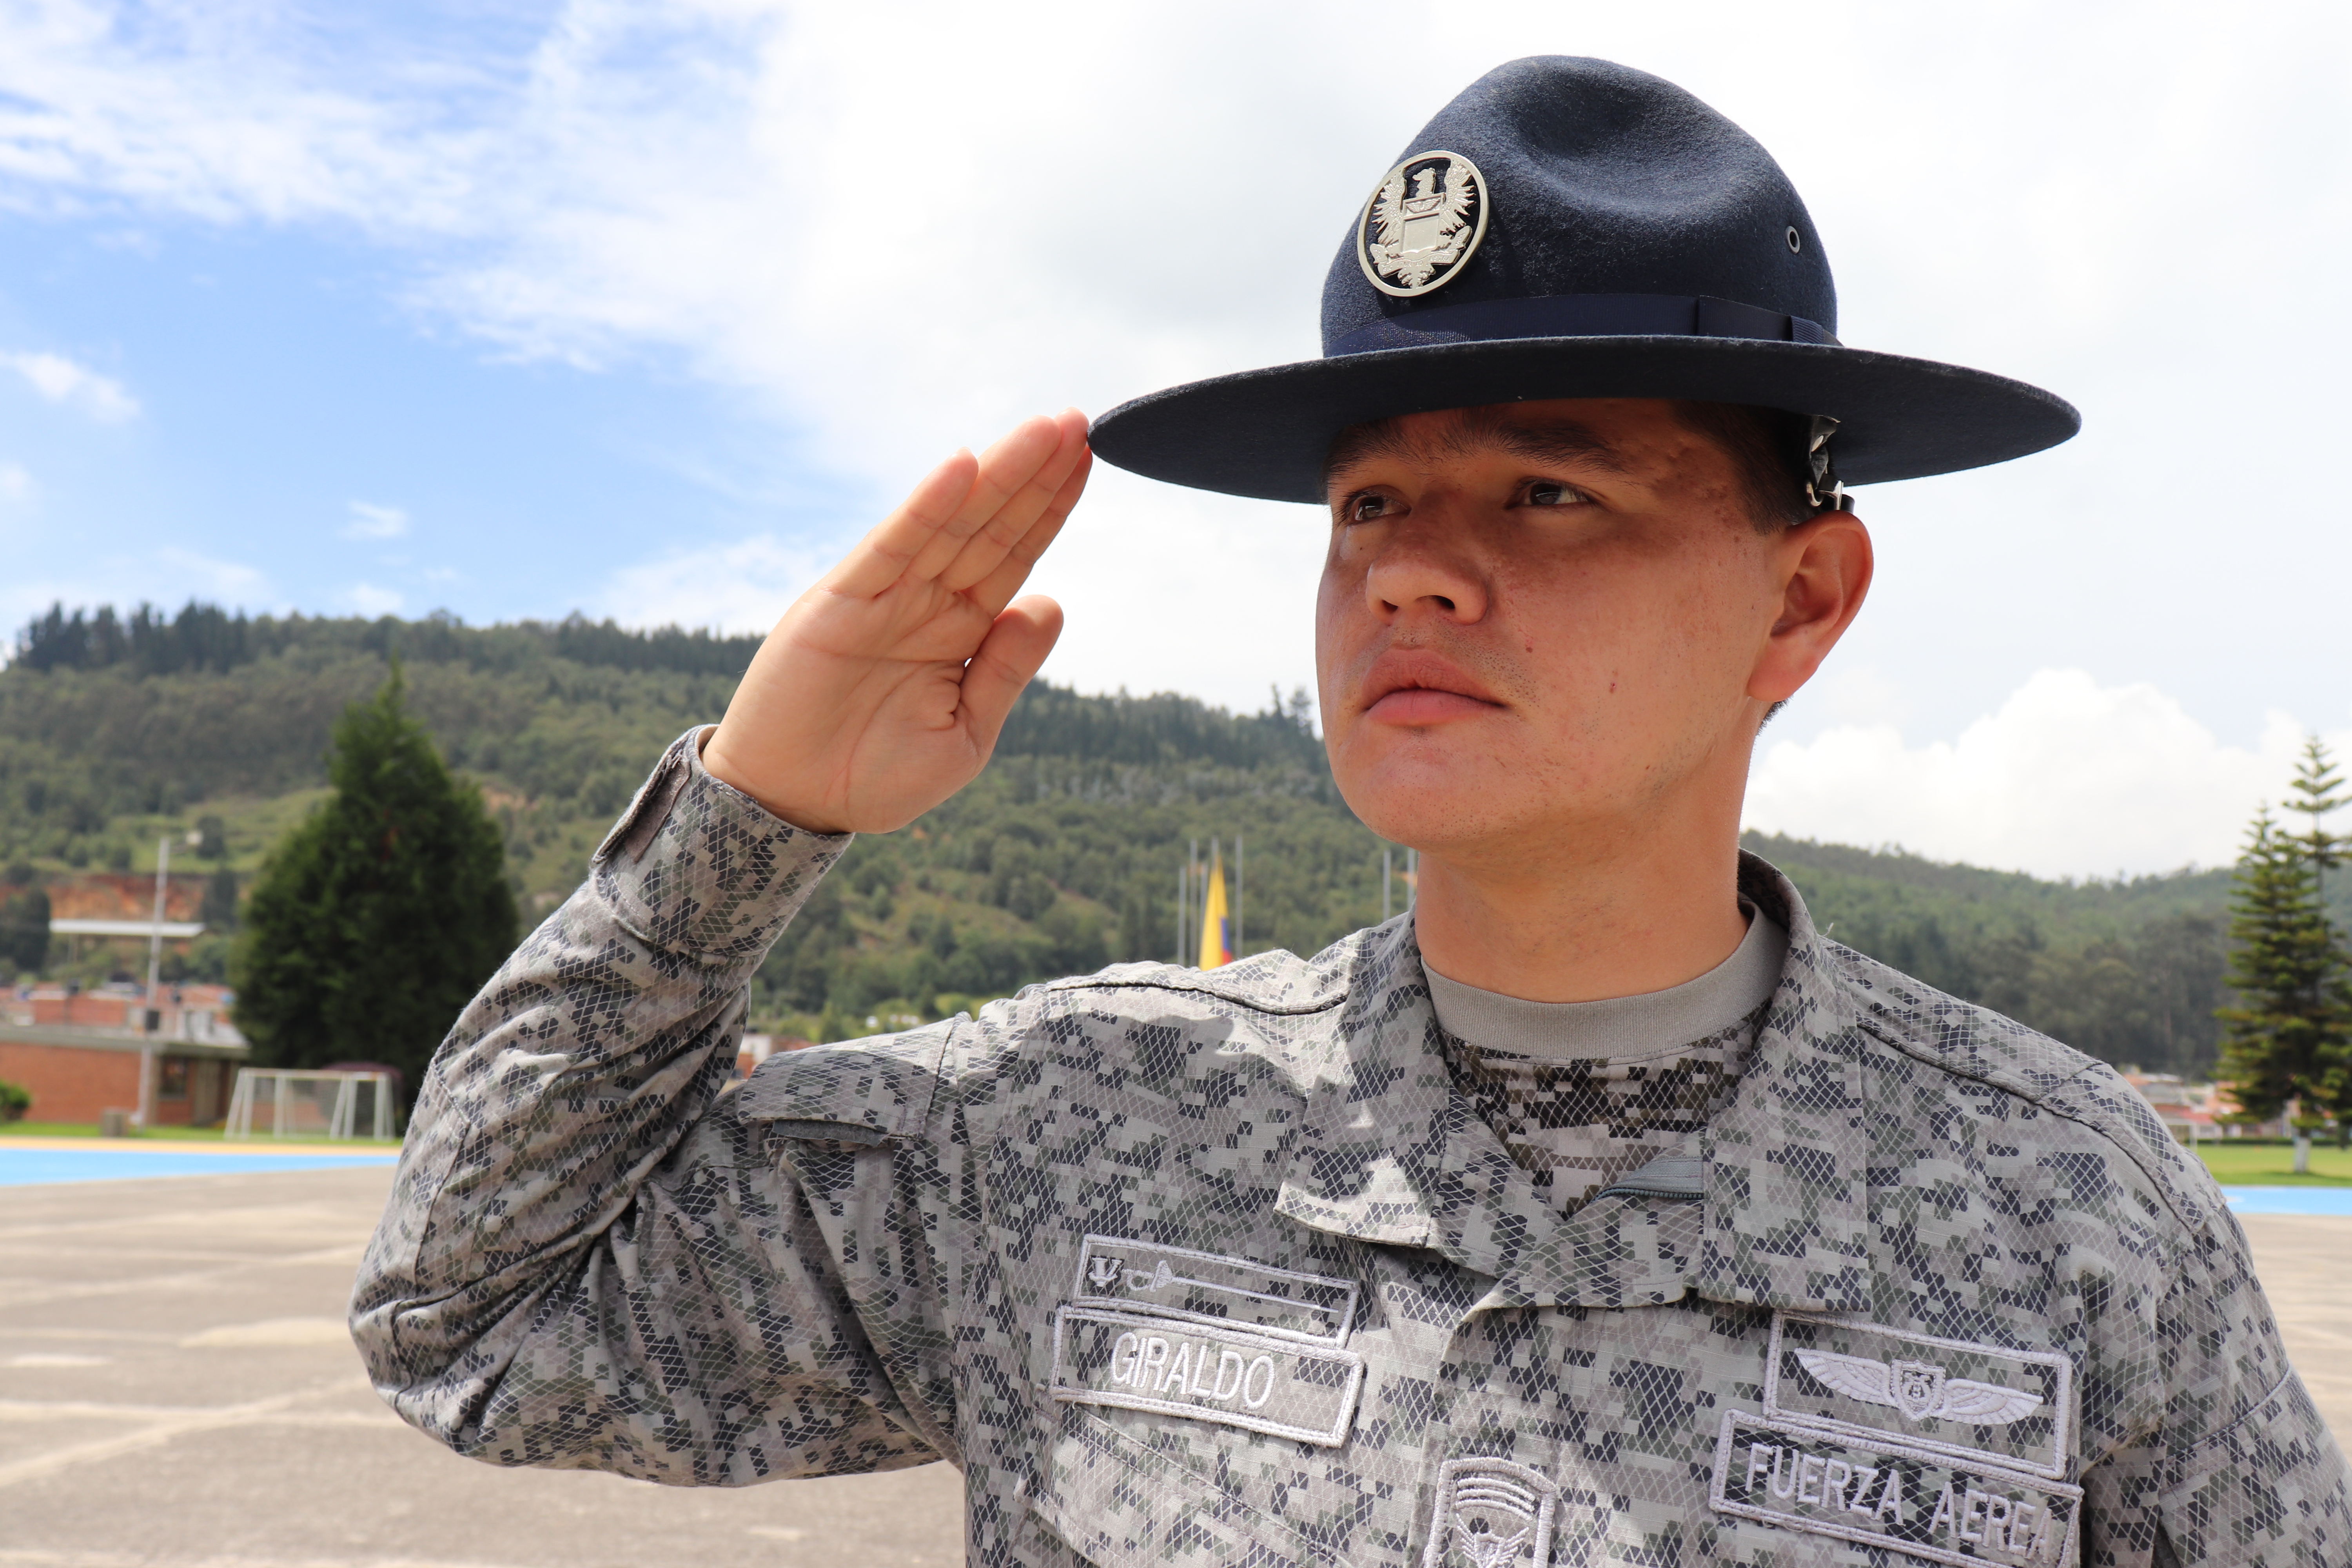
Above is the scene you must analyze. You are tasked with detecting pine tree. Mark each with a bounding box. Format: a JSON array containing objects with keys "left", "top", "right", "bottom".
[
  {"left": 233, "top": 664, "right": 518, "bottom": 1107},
  {"left": 2283, "top": 735, "right": 2349, "bottom": 890},
  {"left": 2217, "top": 806, "right": 2352, "bottom": 1169}
]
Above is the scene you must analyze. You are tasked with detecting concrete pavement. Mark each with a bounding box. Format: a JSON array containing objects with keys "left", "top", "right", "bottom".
[
  {"left": 2239, "top": 1213, "right": 2352, "bottom": 1440},
  {"left": 0, "top": 1166, "right": 961, "bottom": 1568},
  {"left": 0, "top": 1166, "right": 2344, "bottom": 1568}
]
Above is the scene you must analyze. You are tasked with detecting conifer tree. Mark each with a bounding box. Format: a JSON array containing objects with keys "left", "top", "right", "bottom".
[
  {"left": 2217, "top": 804, "right": 2352, "bottom": 1169},
  {"left": 2283, "top": 735, "right": 2348, "bottom": 891},
  {"left": 234, "top": 664, "right": 517, "bottom": 1109}
]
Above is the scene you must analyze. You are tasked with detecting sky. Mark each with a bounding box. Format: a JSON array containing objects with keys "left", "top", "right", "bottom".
[{"left": 0, "top": 0, "right": 2347, "bottom": 879}]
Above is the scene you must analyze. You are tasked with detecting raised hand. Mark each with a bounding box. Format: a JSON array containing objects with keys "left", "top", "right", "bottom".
[{"left": 702, "top": 410, "right": 1092, "bottom": 835}]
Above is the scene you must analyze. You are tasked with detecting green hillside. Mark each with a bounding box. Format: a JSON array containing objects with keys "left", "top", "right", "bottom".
[
  {"left": 1, "top": 602, "right": 2266, "bottom": 1072},
  {"left": 1746, "top": 834, "right": 2233, "bottom": 1073}
]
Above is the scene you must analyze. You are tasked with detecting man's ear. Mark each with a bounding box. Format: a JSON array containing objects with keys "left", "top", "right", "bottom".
[{"left": 1748, "top": 512, "right": 1873, "bottom": 704}]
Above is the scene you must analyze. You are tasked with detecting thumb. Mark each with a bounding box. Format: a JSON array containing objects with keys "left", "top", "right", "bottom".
[{"left": 958, "top": 594, "right": 1063, "bottom": 755}]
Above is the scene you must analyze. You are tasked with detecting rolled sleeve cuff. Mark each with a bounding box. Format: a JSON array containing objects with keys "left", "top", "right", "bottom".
[{"left": 591, "top": 725, "right": 852, "bottom": 964}]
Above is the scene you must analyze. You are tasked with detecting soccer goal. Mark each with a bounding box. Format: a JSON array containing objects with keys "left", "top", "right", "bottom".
[{"left": 223, "top": 1068, "right": 396, "bottom": 1140}]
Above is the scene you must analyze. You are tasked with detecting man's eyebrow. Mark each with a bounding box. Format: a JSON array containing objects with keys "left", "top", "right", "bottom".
[
  {"left": 1323, "top": 420, "right": 1416, "bottom": 479},
  {"left": 1478, "top": 416, "right": 1632, "bottom": 475}
]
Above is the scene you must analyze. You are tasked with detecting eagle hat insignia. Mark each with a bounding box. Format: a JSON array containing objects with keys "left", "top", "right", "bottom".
[
  {"left": 1793, "top": 1348, "right": 2045, "bottom": 1426},
  {"left": 1084, "top": 1254, "right": 1124, "bottom": 1292},
  {"left": 1357, "top": 150, "right": 1490, "bottom": 298}
]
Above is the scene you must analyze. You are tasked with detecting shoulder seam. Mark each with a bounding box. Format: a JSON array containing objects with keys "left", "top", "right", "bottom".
[{"left": 1849, "top": 1007, "right": 2210, "bottom": 1238}]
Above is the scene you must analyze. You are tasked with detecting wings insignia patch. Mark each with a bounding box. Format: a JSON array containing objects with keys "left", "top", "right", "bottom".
[{"left": 1794, "top": 1348, "right": 2045, "bottom": 1426}]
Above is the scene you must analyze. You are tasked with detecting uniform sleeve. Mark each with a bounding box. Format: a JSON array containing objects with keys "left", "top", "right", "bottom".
[
  {"left": 348, "top": 727, "right": 947, "bottom": 1485},
  {"left": 2082, "top": 1204, "right": 2352, "bottom": 1566}
]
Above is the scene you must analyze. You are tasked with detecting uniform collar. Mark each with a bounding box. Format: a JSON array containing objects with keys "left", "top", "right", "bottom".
[{"left": 1274, "top": 853, "right": 1873, "bottom": 1316}]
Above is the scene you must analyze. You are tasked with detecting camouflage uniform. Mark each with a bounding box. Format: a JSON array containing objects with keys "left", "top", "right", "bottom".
[{"left": 353, "top": 730, "right": 2352, "bottom": 1567}]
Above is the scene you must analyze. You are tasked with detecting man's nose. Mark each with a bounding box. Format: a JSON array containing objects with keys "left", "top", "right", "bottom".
[{"left": 1363, "top": 510, "right": 1489, "bottom": 625}]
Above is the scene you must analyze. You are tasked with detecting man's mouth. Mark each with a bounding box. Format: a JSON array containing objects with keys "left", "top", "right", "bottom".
[{"left": 1360, "top": 651, "right": 1504, "bottom": 726}]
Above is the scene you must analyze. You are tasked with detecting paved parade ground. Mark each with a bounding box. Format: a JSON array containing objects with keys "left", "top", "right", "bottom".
[
  {"left": 0, "top": 1159, "right": 2344, "bottom": 1568},
  {"left": 0, "top": 1161, "right": 963, "bottom": 1568}
]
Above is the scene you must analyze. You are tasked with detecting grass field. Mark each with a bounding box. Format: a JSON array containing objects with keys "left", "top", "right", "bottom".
[
  {"left": 0, "top": 1120, "right": 403, "bottom": 1149},
  {"left": 2194, "top": 1141, "right": 2352, "bottom": 1186}
]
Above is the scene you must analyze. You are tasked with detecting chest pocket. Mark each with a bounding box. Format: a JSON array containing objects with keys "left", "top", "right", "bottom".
[{"left": 1028, "top": 1404, "right": 1352, "bottom": 1568}]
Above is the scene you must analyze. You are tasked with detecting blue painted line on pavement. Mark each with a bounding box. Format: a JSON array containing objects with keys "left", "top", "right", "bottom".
[
  {"left": 2219, "top": 1186, "right": 2352, "bottom": 1216},
  {"left": 0, "top": 1147, "right": 397, "bottom": 1186}
]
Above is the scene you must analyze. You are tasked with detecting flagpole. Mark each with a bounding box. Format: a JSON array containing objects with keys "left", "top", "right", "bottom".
[
  {"left": 1176, "top": 859, "right": 1185, "bottom": 965},
  {"left": 1382, "top": 846, "right": 1392, "bottom": 924},
  {"left": 1236, "top": 834, "right": 1244, "bottom": 959},
  {"left": 1189, "top": 838, "right": 1199, "bottom": 967}
]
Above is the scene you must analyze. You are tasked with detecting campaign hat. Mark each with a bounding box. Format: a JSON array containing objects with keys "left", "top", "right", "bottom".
[{"left": 1088, "top": 56, "right": 2078, "bottom": 504}]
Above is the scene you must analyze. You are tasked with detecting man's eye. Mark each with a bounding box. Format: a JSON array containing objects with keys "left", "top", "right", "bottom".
[
  {"left": 1524, "top": 481, "right": 1584, "bottom": 508},
  {"left": 1349, "top": 493, "right": 1392, "bottom": 522}
]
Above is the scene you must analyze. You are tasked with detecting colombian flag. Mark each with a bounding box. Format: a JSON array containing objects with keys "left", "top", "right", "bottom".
[{"left": 1198, "top": 846, "right": 1236, "bottom": 969}]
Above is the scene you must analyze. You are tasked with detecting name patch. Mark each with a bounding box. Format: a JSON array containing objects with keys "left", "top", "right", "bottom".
[
  {"left": 1711, "top": 1410, "right": 2081, "bottom": 1566},
  {"left": 1072, "top": 1234, "right": 1359, "bottom": 1345},
  {"left": 1050, "top": 1305, "right": 1366, "bottom": 1445},
  {"left": 1766, "top": 1311, "right": 2074, "bottom": 1479}
]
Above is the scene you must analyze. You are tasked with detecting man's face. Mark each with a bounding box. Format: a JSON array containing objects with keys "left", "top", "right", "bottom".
[{"left": 1315, "top": 397, "right": 1860, "bottom": 867}]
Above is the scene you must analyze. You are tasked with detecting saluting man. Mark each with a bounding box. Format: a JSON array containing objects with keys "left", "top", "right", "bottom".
[{"left": 352, "top": 58, "right": 2350, "bottom": 1568}]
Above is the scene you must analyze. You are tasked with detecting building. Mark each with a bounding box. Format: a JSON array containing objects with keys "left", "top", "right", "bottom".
[
  {"left": 0, "top": 982, "right": 247, "bottom": 1127},
  {"left": 2121, "top": 1071, "right": 2292, "bottom": 1143}
]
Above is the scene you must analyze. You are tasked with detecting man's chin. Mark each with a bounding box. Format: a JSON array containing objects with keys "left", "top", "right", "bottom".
[{"left": 1336, "top": 775, "right": 1540, "bottom": 854}]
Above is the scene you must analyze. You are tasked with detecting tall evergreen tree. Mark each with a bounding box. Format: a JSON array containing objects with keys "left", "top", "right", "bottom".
[
  {"left": 2217, "top": 806, "right": 2352, "bottom": 1168},
  {"left": 2284, "top": 734, "right": 2348, "bottom": 891},
  {"left": 233, "top": 664, "right": 517, "bottom": 1106}
]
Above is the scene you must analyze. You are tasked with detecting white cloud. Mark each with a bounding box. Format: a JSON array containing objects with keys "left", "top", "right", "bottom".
[
  {"left": 1746, "top": 668, "right": 2340, "bottom": 879},
  {"left": 597, "top": 534, "right": 827, "bottom": 633},
  {"left": 156, "top": 546, "right": 265, "bottom": 597},
  {"left": 343, "top": 500, "right": 409, "bottom": 539},
  {"left": 2, "top": 0, "right": 2350, "bottom": 733},
  {"left": 0, "top": 462, "right": 29, "bottom": 503},
  {"left": 2, "top": 350, "right": 137, "bottom": 421},
  {"left": 345, "top": 582, "right": 403, "bottom": 616}
]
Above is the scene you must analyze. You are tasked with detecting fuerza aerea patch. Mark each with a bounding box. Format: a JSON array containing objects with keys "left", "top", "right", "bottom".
[{"left": 1710, "top": 1410, "right": 2082, "bottom": 1566}]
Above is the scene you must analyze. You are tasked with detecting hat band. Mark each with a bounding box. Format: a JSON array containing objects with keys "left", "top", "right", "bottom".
[{"left": 1324, "top": 293, "right": 1839, "bottom": 358}]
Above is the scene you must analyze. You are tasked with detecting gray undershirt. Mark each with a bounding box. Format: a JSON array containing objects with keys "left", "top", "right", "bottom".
[
  {"left": 1423, "top": 906, "right": 1787, "bottom": 1059},
  {"left": 1421, "top": 907, "right": 1789, "bottom": 1211}
]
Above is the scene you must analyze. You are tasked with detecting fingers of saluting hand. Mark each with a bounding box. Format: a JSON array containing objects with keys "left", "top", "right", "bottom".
[
  {"left": 933, "top": 409, "right": 1091, "bottom": 593},
  {"left": 966, "top": 445, "right": 1092, "bottom": 620},
  {"left": 831, "top": 410, "right": 1087, "bottom": 601}
]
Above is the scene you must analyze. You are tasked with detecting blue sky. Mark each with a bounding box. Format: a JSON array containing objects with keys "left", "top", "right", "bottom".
[
  {"left": 3, "top": 0, "right": 2349, "bottom": 876},
  {"left": 0, "top": 219, "right": 818, "bottom": 621}
]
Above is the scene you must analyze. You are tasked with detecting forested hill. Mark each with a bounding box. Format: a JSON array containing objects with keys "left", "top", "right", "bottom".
[{"left": 4, "top": 602, "right": 2259, "bottom": 1072}]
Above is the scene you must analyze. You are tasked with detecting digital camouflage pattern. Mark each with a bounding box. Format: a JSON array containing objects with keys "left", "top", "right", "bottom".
[
  {"left": 1434, "top": 1001, "right": 1763, "bottom": 1212},
  {"left": 353, "top": 729, "right": 2352, "bottom": 1568}
]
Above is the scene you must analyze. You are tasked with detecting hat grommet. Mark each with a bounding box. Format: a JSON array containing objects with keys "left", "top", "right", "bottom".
[{"left": 1784, "top": 225, "right": 1802, "bottom": 254}]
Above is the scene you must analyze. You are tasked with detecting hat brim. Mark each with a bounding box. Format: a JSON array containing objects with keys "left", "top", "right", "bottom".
[{"left": 1087, "top": 336, "right": 2079, "bottom": 504}]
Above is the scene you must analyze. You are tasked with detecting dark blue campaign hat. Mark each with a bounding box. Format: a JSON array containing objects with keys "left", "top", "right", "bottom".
[{"left": 1089, "top": 56, "right": 2078, "bottom": 504}]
